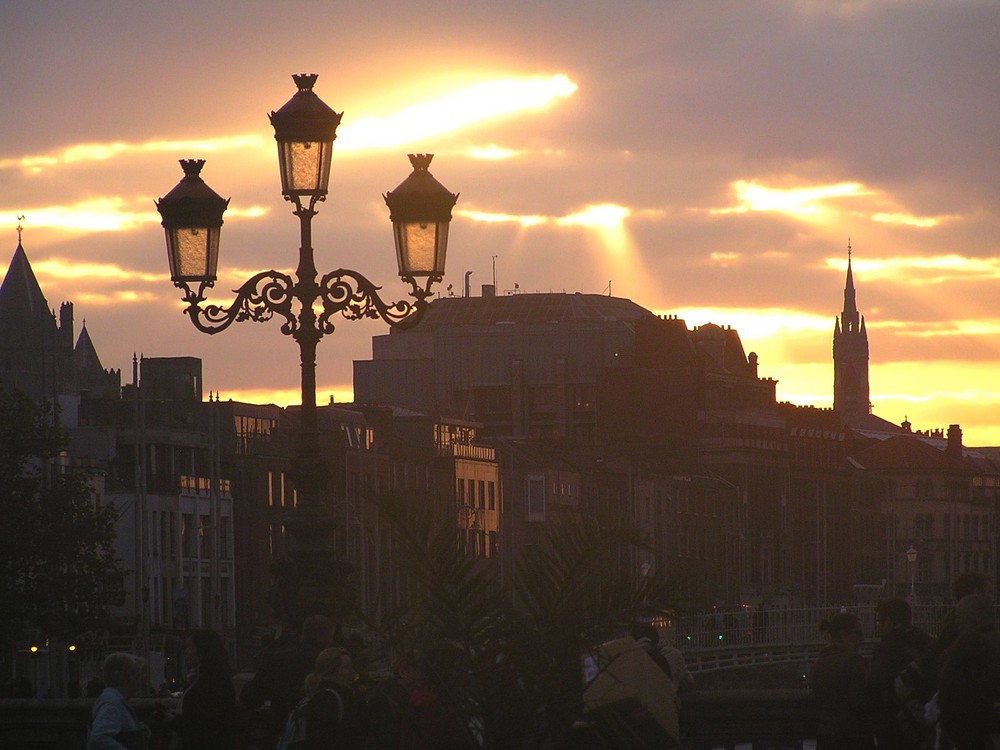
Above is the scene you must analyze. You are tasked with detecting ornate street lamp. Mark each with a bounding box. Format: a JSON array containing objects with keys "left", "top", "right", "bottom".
[{"left": 155, "top": 73, "right": 458, "bottom": 622}]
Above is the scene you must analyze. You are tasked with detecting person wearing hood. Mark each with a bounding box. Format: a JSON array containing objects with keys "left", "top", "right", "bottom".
[
  {"left": 867, "top": 597, "right": 934, "bottom": 749},
  {"left": 811, "top": 612, "right": 874, "bottom": 749},
  {"left": 937, "top": 594, "right": 1000, "bottom": 749}
]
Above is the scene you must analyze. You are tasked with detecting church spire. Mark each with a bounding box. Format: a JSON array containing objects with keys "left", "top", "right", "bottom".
[
  {"left": 833, "top": 239, "right": 870, "bottom": 421},
  {"left": 841, "top": 238, "right": 860, "bottom": 332}
]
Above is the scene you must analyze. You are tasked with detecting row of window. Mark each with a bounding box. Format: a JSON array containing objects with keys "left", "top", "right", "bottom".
[
  {"left": 147, "top": 575, "right": 231, "bottom": 629},
  {"left": 149, "top": 509, "right": 231, "bottom": 560},
  {"left": 459, "top": 529, "right": 499, "bottom": 558},
  {"left": 266, "top": 471, "right": 297, "bottom": 508},
  {"left": 457, "top": 477, "right": 497, "bottom": 511},
  {"left": 898, "top": 512, "right": 992, "bottom": 541}
]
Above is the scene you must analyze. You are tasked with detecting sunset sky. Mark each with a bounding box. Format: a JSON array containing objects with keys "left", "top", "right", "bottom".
[{"left": 3, "top": 1, "right": 999, "bottom": 445}]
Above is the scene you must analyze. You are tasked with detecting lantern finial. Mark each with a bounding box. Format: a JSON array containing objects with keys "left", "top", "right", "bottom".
[
  {"left": 292, "top": 73, "right": 319, "bottom": 92},
  {"left": 179, "top": 159, "right": 206, "bottom": 178},
  {"left": 408, "top": 154, "right": 434, "bottom": 171}
]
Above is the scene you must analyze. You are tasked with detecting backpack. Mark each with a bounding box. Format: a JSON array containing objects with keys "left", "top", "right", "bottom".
[{"left": 276, "top": 687, "right": 343, "bottom": 750}]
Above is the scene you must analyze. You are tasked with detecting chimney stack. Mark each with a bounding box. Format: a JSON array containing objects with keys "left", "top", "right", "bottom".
[{"left": 946, "top": 423, "right": 963, "bottom": 458}]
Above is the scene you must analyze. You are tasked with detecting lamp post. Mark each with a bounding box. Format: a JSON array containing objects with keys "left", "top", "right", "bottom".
[
  {"left": 906, "top": 545, "right": 918, "bottom": 603},
  {"left": 155, "top": 73, "right": 458, "bottom": 623}
]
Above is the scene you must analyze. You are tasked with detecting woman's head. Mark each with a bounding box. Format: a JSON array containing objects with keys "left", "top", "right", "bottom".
[
  {"left": 305, "top": 647, "right": 354, "bottom": 696},
  {"left": 101, "top": 652, "right": 146, "bottom": 697},
  {"left": 186, "top": 630, "right": 230, "bottom": 680},
  {"left": 820, "top": 613, "right": 863, "bottom": 646}
]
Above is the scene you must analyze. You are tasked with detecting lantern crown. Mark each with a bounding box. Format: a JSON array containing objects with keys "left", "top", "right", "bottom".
[
  {"left": 155, "top": 160, "right": 229, "bottom": 229},
  {"left": 383, "top": 154, "right": 459, "bottom": 223},
  {"left": 268, "top": 73, "right": 343, "bottom": 144}
]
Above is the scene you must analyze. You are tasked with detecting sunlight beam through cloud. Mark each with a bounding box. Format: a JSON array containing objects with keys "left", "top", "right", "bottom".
[
  {"left": 1, "top": 74, "right": 577, "bottom": 173},
  {"left": 711, "top": 180, "right": 869, "bottom": 218},
  {"left": 1, "top": 135, "right": 267, "bottom": 174},
  {"left": 334, "top": 74, "right": 578, "bottom": 152},
  {"left": 3, "top": 202, "right": 267, "bottom": 234}
]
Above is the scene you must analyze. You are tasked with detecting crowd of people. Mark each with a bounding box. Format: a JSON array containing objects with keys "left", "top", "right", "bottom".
[
  {"left": 85, "top": 615, "right": 480, "bottom": 750},
  {"left": 811, "top": 573, "right": 1000, "bottom": 750},
  {"left": 79, "top": 575, "right": 998, "bottom": 749}
]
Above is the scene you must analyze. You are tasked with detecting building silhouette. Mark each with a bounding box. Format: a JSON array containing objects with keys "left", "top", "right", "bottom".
[
  {"left": 0, "top": 241, "right": 120, "bottom": 405},
  {"left": 4, "top": 231, "right": 999, "bottom": 680}
]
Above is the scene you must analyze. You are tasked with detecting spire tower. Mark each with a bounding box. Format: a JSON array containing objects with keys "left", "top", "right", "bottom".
[{"left": 833, "top": 240, "right": 870, "bottom": 420}]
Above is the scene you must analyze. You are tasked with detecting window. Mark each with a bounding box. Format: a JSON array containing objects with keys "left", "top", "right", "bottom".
[
  {"left": 220, "top": 516, "right": 231, "bottom": 559},
  {"left": 169, "top": 511, "right": 177, "bottom": 554},
  {"left": 151, "top": 511, "right": 158, "bottom": 553},
  {"left": 200, "top": 515, "right": 211, "bottom": 557},
  {"left": 527, "top": 476, "right": 545, "bottom": 521},
  {"left": 182, "top": 514, "right": 195, "bottom": 557}
]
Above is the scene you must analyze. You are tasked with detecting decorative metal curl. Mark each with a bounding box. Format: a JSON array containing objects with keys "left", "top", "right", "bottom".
[
  {"left": 317, "top": 269, "right": 439, "bottom": 332},
  {"left": 175, "top": 270, "right": 296, "bottom": 335}
]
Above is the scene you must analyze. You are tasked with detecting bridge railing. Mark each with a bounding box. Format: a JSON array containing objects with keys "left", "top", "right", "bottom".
[{"left": 662, "top": 603, "right": 990, "bottom": 658}]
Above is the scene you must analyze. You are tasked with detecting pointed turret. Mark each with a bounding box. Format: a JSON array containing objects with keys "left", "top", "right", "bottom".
[
  {"left": 1, "top": 236, "right": 85, "bottom": 399},
  {"left": 0, "top": 242, "right": 54, "bottom": 330},
  {"left": 74, "top": 322, "right": 121, "bottom": 399}
]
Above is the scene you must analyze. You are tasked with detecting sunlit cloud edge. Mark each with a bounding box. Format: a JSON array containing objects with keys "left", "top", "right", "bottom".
[{"left": 706, "top": 178, "right": 948, "bottom": 229}]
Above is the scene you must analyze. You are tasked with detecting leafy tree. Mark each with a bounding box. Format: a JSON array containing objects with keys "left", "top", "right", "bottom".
[
  {"left": 0, "top": 388, "right": 121, "bottom": 653},
  {"left": 366, "top": 489, "right": 677, "bottom": 749}
]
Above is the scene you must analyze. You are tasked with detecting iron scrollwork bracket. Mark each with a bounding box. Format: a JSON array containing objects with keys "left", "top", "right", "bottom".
[
  {"left": 317, "top": 269, "right": 439, "bottom": 332},
  {"left": 175, "top": 270, "right": 297, "bottom": 336}
]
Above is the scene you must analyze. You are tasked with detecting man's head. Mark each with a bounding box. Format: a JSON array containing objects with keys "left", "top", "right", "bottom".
[
  {"left": 955, "top": 594, "right": 995, "bottom": 635},
  {"left": 954, "top": 573, "right": 991, "bottom": 601},
  {"left": 876, "top": 597, "right": 912, "bottom": 634},
  {"left": 101, "top": 652, "right": 146, "bottom": 698},
  {"left": 630, "top": 622, "right": 659, "bottom": 647},
  {"left": 301, "top": 615, "right": 335, "bottom": 648}
]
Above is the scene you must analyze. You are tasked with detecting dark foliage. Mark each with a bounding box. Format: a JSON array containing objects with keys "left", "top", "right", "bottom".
[
  {"left": 364, "top": 489, "right": 677, "bottom": 749},
  {"left": 0, "top": 388, "right": 122, "bottom": 648}
]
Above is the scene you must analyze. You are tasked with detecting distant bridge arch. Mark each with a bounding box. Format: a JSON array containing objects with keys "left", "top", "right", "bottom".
[{"left": 660, "top": 604, "right": 983, "bottom": 672}]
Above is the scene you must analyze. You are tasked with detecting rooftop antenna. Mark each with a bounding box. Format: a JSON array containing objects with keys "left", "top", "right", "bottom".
[{"left": 16, "top": 215, "right": 25, "bottom": 243}]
